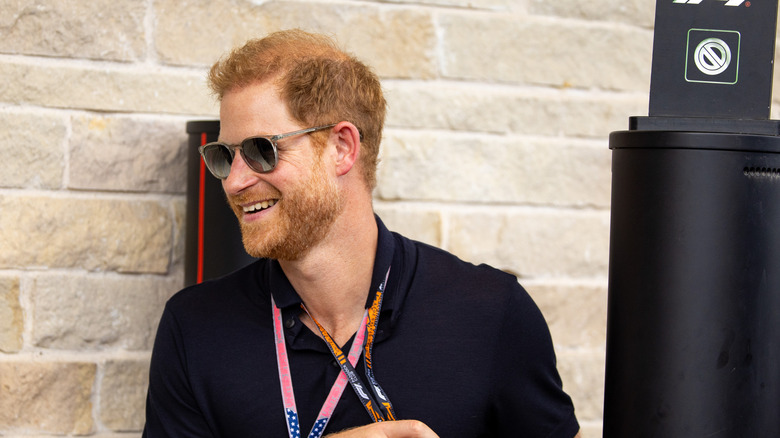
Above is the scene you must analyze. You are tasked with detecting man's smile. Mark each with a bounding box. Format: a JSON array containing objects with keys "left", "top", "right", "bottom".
[{"left": 242, "top": 199, "right": 278, "bottom": 214}]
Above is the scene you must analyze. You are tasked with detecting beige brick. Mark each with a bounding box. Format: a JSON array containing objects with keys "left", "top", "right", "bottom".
[
  {"left": 0, "top": 110, "right": 66, "bottom": 189},
  {"left": 0, "top": 0, "right": 146, "bottom": 61},
  {"left": 0, "top": 362, "right": 95, "bottom": 434},
  {"left": 526, "top": 282, "right": 607, "bottom": 349},
  {"left": 31, "top": 274, "right": 178, "bottom": 350},
  {"left": 0, "top": 60, "right": 217, "bottom": 115},
  {"left": 529, "top": 0, "right": 656, "bottom": 27},
  {"left": 153, "top": 0, "right": 259, "bottom": 66},
  {"left": 332, "top": 8, "right": 436, "bottom": 79},
  {"left": 100, "top": 360, "right": 150, "bottom": 431},
  {"left": 0, "top": 276, "right": 23, "bottom": 353},
  {"left": 376, "top": 132, "right": 612, "bottom": 208},
  {"left": 557, "top": 350, "right": 605, "bottom": 422},
  {"left": 382, "top": 0, "right": 517, "bottom": 9},
  {"left": 384, "top": 82, "right": 647, "bottom": 137},
  {"left": 155, "top": 0, "right": 437, "bottom": 78},
  {"left": 773, "top": 45, "right": 780, "bottom": 110},
  {"left": 373, "top": 204, "right": 443, "bottom": 248},
  {"left": 0, "top": 194, "right": 173, "bottom": 273},
  {"left": 579, "top": 422, "right": 604, "bottom": 438},
  {"left": 439, "top": 14, "right": 653, "bottom": 91},
  {"left": 447, "top": 210, "right": 610, "bottom": 278},
  {"left": 170, "top": 197, "right": 188, "bottom": 272},
  {"left": 69, "top": 115, "right": 188, "bottom": 193}
]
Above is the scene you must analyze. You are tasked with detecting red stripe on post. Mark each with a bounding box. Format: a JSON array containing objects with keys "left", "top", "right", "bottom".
[{"left": 197, "top": 132, "right": 207, "bottom": 284}]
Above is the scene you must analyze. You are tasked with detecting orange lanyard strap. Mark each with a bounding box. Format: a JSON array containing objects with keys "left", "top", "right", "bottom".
[
  {"left": 302, "top": 266, "right": 396, "bottom": 423},
  {"left": 362, "top": 267, "right": 396, "bottom": 420}
]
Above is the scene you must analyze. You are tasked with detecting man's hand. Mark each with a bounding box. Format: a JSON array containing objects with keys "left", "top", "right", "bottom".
[{"left": 326, "top": 420, "right": 439, "bottom": 438}]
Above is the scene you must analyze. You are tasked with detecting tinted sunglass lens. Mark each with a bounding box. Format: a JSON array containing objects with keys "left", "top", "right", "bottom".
[
  {"left": 243, "top": 138, "right": 277, "bottom": 173},
  {"left": 203, "top": 145, "right": 233, "bottom": 179}
]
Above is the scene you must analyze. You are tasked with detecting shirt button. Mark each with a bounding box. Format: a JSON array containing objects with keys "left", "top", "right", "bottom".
[
  {"left": 331, "top": 360, "right": 339, "bottom": 368},
  {"left": 284, "top": 319, "right": 295, "bottom": 329}
]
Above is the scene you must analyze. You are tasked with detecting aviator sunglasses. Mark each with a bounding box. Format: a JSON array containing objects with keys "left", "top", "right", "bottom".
[{"left": 198, "top": 123, "right": 337, "bottom": 179}]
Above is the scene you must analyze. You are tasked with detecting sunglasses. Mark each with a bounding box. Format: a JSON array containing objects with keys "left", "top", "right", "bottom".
[{"left": 198, "top": 124, "right": 337, "bottom": 179}]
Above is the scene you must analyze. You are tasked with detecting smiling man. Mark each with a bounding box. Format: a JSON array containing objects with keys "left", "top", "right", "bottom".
[{"left": 143, "top": 29, "right": 581, "bottom": 438}]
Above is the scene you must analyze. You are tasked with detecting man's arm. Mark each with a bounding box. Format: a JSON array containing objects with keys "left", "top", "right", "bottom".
[
  {"left": 144, "top": 303, "right": 213, "bottom": 437},
  {"left": 489, "top": 279, "right": 582, "bottom": 436}
]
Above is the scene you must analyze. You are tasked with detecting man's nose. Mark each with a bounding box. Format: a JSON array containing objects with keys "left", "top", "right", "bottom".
[{"left": 221, "top": 151, "right": 260, "bottom": 195}]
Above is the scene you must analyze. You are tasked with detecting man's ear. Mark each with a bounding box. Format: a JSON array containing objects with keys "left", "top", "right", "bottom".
[{"left": 332, "top": 121, "right": 361, "bottom": 177}]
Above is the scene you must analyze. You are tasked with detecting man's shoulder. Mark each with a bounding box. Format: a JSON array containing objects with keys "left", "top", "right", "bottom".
[
  {"left": 396, "top": 231, "right": 519, "bottom": 289},
  {"left": 166, "top": 259, "right": 269, "bottom": 315},
  {"left": 390, "top": 231, "right": 525, "bottom": 318}
]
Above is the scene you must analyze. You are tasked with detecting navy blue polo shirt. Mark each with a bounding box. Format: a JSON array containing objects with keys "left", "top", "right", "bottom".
[{"left": 144, "top": 217, "right": 579, "bottom": 437}]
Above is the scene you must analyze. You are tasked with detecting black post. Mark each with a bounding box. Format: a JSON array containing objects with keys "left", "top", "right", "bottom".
[
  {"left": 185, "top": 121, "right": 255, "bottom": 287},
  {"left": 604, "top": 1, "right": 780, "bottom": 436}
]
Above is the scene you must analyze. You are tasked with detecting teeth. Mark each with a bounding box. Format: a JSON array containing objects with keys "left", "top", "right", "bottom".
[{"left": 243, "top": 199, "right": 277, "bottom": 213}]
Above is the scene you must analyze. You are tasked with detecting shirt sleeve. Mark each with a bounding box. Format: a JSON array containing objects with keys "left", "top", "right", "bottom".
[
  {"left": 143, "top": 302, "right": 214, "bottom": 438},
  {"left": 489, "top": 282, "right": 580, "bottom": 437}
]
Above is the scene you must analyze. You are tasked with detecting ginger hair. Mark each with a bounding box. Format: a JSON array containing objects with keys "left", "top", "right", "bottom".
[{"left": 208, "top": 29, "right": 386, "bottom": 189}]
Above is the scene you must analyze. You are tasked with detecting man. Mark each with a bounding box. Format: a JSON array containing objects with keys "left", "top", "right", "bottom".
[{"left": 144, "top": 29, "right": 581, "bottom": 437}]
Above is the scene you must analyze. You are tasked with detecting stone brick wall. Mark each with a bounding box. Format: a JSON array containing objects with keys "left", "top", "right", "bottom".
[{"left": 1, "top": 1, "right": 767, "bottom": 437}]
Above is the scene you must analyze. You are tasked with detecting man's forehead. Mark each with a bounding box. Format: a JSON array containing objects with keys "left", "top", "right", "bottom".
[{"left": 218, "top": 81, "right": 296, "bottom": 142}]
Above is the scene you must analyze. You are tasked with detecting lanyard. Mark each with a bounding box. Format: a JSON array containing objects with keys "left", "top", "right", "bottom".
[
  {"left": 358, "top": 267, "right": 396, "bottom": 420},
  {"left": 272, "top": 267, "right": 395, "bottom": 438},
  {"left": 273, "top": 295, "right": 367, "bottom": 438}
]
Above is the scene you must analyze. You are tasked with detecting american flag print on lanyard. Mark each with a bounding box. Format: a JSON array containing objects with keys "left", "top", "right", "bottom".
[
  {"left": 310, "top": 418, "right": 329, "bottom": 438},
  {"left": 286, "top": 409, "right": 300, "bottom": 438},
  {"left": 285, "top": 409, "right": 327, "bottom": 438}
]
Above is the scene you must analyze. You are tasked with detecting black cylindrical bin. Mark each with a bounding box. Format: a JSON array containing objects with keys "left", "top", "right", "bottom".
[
  {"left": 603, "top": 130, "right": 780, "bottom": 436},
  {"left": 185, "top": 121, "right": 255, "bottom": 287}
]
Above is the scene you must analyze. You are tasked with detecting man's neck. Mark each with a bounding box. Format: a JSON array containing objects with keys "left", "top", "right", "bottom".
[{"left": 279, "top": 206, "right": 378, "bottom": 346}]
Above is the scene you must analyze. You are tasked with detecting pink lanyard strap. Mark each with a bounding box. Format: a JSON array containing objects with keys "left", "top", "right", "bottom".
[{"left": 272, "top": 296, "right": 368, "bottom": 438}]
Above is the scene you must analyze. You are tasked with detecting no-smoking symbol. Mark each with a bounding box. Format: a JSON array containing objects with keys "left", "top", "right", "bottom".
[
  {"left": 694, "top": 38, "right": 731, "bottom": 75},
  {"left": 685, "top": 29, "right": 740, "bottom": 84}
]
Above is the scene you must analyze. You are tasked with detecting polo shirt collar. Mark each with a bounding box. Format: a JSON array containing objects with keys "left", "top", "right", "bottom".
[
  {"left": 268, "top": 215, "right": 398, "bottom": 315},
  {"left": 368, "top": 215, "right": 396, "bottom": 310}
]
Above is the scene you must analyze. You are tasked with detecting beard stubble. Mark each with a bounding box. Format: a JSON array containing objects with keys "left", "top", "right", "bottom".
[{"left": 231, "top": 157, "right": 344, "bottom": 261}]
